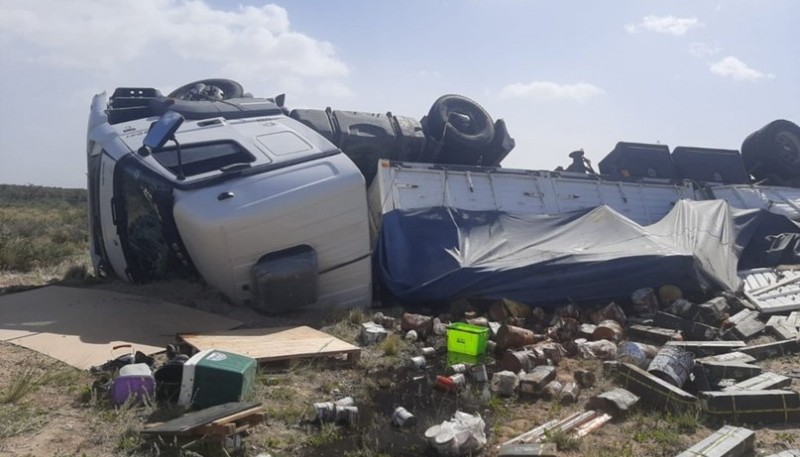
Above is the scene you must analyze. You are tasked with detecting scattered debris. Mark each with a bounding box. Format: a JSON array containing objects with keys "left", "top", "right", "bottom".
[
  {"left": 741, "top": 267, "right": 800, "bottom": 313},
  {"left": 675, "top": 425, "right": 754, "bottom": 457},
  {"left": 628, "top": 324, "right": 682, "bottom": 344},
  {"left": 519, "top": 366, "right": 557, "bottom": 395},
  {"left": 498, "top": 442, "right": 557, "bottom": 456},
  {"left": 142, "top": 401, "right": 264, "bottom": 440},
  {"left": 612, "top": 362, "right": 697, "bottom": 412},
  {"left": 542, "top": 381, "right": 563, "bottom": 400},
  {"left": 665, "top": 340, "right": 746, "bottom": 356},
  {"left": 722, "top": 372, "right": 792, "bottom": 391},
  {"left": 424, "top": 411, "right": 486, "bottom": 456},
  {"left": 391, "top": 406, "right": 416, "bottom": 427},
  {"left": 723, "top": 309, "right": 765, "bottom": 340},
  {"left": 111, "top": 363, "right": 155, "bottom": 406},
  {"left": 178, "top": 349, "right": 257, "bottom": 409},
  {"left": 491, "top": 371, "right": 520, "bottom": 397},
  {"left": 740, "top": 338, "right": 800, "bottom": 359},
  {"left": 766, "top": 313, "right": 800, "bottom": 339},
  {"left": 558, "top": 381, "right": 580, "bottom": 404},
  {"left": 574, "top": 369, "right": 596, "bottom": 388},
  {"left": 496, "top": 324, "right": 540, "bottom": 350},
  {"left": 587, "top": 387, "right": 640, "bottom": 413},
  {"left": 647, "top": 346, "right": 694, "bottom": 387},
  {"left": 401, "top": 313, "right": 434, "bottom": 337},
  {"left": 701, "top": 390, "right": 800, "bottom": 423},
  {"left": 360, "top": 321, "right": 389, "bottom": 345}
]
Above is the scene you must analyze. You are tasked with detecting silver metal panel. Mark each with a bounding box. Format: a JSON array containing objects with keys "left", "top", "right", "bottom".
[
  {"left": 740, "top": 268, "right": 800, "bottom": 313},
  {"left": 373, "top": 161, "right": 696, "bottom": 225}
]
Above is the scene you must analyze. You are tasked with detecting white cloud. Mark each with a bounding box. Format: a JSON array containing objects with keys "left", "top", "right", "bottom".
[
  {"left": 499, "top": 81, "right": 605, "bottom": 102},
  {"left": 625, "top": 15, "right": 703, "bottom": 36},
  {"left": 709, "top": 56, "right": 775, "bottom": 81},
  {"left": 0, "top": 0, "right": 349, "bottom": 89},
  {"left": 689, "top": 42, "right": 721, "bottom": 58}
]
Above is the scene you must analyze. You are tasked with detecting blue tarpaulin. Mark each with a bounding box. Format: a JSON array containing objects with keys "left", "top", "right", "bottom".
[{"left": 373, "top": 200, "right": 800, "bottom": 307}]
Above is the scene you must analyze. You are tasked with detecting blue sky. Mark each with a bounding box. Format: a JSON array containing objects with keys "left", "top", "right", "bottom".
[{"left": 1, "top": 0, "right": 797, "bottom": 188}]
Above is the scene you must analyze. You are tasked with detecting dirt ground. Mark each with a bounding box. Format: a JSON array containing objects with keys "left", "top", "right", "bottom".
[{"left": 1, "top": 272, "right": 799, "bottom": 456}]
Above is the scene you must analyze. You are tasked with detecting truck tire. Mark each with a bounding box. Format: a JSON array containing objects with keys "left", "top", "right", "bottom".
[
  {"left": 426, "top": 94, "right": 495, "bottom": 149},
  {"left": 168, "top": 79, "right": 244, "bottom": 101},
  {"left": 742, "top": 119, "right": 800, "bottom": 181}
]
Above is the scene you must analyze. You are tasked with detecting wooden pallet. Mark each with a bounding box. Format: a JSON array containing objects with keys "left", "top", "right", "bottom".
[
  {"left": 179, "top": 326, "right": 361, "bottom": 365},
  {"left": 143, "top": 402, "right": 265, "bottom": 440}
]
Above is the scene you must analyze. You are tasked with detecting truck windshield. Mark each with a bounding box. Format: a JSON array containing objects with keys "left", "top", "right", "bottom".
[{"left": 152, "top": 141, "right": 255, "bottom": 177}]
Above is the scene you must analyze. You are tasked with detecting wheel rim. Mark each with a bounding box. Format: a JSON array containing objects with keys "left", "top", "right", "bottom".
[{"left": 775, "top": 131, "right": 800, "bottom": 165}]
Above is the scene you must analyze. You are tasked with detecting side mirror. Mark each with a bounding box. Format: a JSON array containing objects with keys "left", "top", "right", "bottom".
[{"left": 143, "top": 111, "right": 185, "bottom": 151}]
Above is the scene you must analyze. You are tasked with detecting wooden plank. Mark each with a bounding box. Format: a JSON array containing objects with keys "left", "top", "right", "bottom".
[
  {"left": 499, "top": 420, "right": 559, "bottom": 447},
  {"left": 180, "top": 326, "right": 361, "bottom": 364},
  {"left": 142, "top": 402, "right": 262, "bottom": 434},
  {"left": 675, "top": 425, "right": 754, "bottom": 457},
  {"left": 0, "top": 286, "right": 242, "bottom": 370},
  {"left": 499, "top": 443, "right": 557, "bottom": 456}
]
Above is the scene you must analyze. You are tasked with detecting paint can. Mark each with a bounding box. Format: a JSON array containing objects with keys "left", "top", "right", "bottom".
[
  {"left": 449, "top": 373, "right": 467, "bottom": 390},
  {"left": 334, "top": 396, "right": 355, "bottom": 407},
  {"left": 391, "top": 406, "right": 416, "bottom": 427},
  {"left": 447, "top": 363, "right": 467, "bottom": 375},
  {"left": 617, "top": 342, "right": 659, "bottom": 369},
  {"left": 334, "top": 405, "right": 359, "bottom": 426},
  {"left": 496, "top": 324, "right": 538, "bottom": 350},
  {"left": 647, "top": 346, "right": 695, "bottom": 387},
  {"left": 574, "top": 369, "right": 596, "bottom": 388},
  {"left": 435, "top": 375, "right": 455, "bottom": 392},
  {"left": 470, "top": 364, "right": 488, "bottom": 383},
  {"left": 311, "top": 402, "right": 337, "bottom": 422},
  {"left": 502, "top": 349, "right": 539, "bottom": 373}
]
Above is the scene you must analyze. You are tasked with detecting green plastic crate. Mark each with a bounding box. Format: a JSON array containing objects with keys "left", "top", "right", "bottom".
[{"left": 447, "top": 323, "right": 490, "bottom": 356}]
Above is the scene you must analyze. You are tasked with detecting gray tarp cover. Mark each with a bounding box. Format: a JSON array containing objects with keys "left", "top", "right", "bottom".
[{"left": 373, "top": 200, "right": 800, "bottom": 307}]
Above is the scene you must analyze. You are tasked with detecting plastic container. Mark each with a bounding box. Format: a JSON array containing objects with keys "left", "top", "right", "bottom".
[
  {"left": 446, "top": 323, "right": 490, "bottom": 356},
  {"left": 672, "top": 146, "right": 749, "bottom": 184},
  {"left": 598, "top": 142, "right": 675, "bottom": 179},
  {"left": 179, "top": 349, "right": 257, "bottom": 409},
  {"left": 111, "top": 363, "right": 155, "bottom": 405}
]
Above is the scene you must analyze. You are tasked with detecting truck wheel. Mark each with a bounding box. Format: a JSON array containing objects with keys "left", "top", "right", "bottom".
[
  {"left": 742, "top": 119, "right": 800, "bottom": 181},
  {"left": 168, "top": 79, "right": 244, "bottom": 101},
  {"left": 426, "top": 94, "right": 495, "bottom": 149}
]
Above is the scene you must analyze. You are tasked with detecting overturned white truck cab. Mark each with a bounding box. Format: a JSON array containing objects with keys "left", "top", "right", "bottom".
[{"left": 86, "top": 81, "right": 372, "bottom": 313}]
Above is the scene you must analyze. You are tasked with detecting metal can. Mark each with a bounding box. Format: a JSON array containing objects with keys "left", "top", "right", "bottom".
[
  {"left": 449, "top": 373, "right": 467, "bottom": 390},
  {"left": 391, "top": 406, "right": 416, "bottom": 427},
  {"left": 410, "top": 355, "right": 427, "bottom": 370}
]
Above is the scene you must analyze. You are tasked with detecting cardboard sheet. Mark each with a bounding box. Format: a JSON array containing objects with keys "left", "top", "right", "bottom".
[
  {"left": 0, "top": 286, "right": 241, "bottom": 369},
  {"left": 180, "top": 326, "right": 361, "bottom": 363}
]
